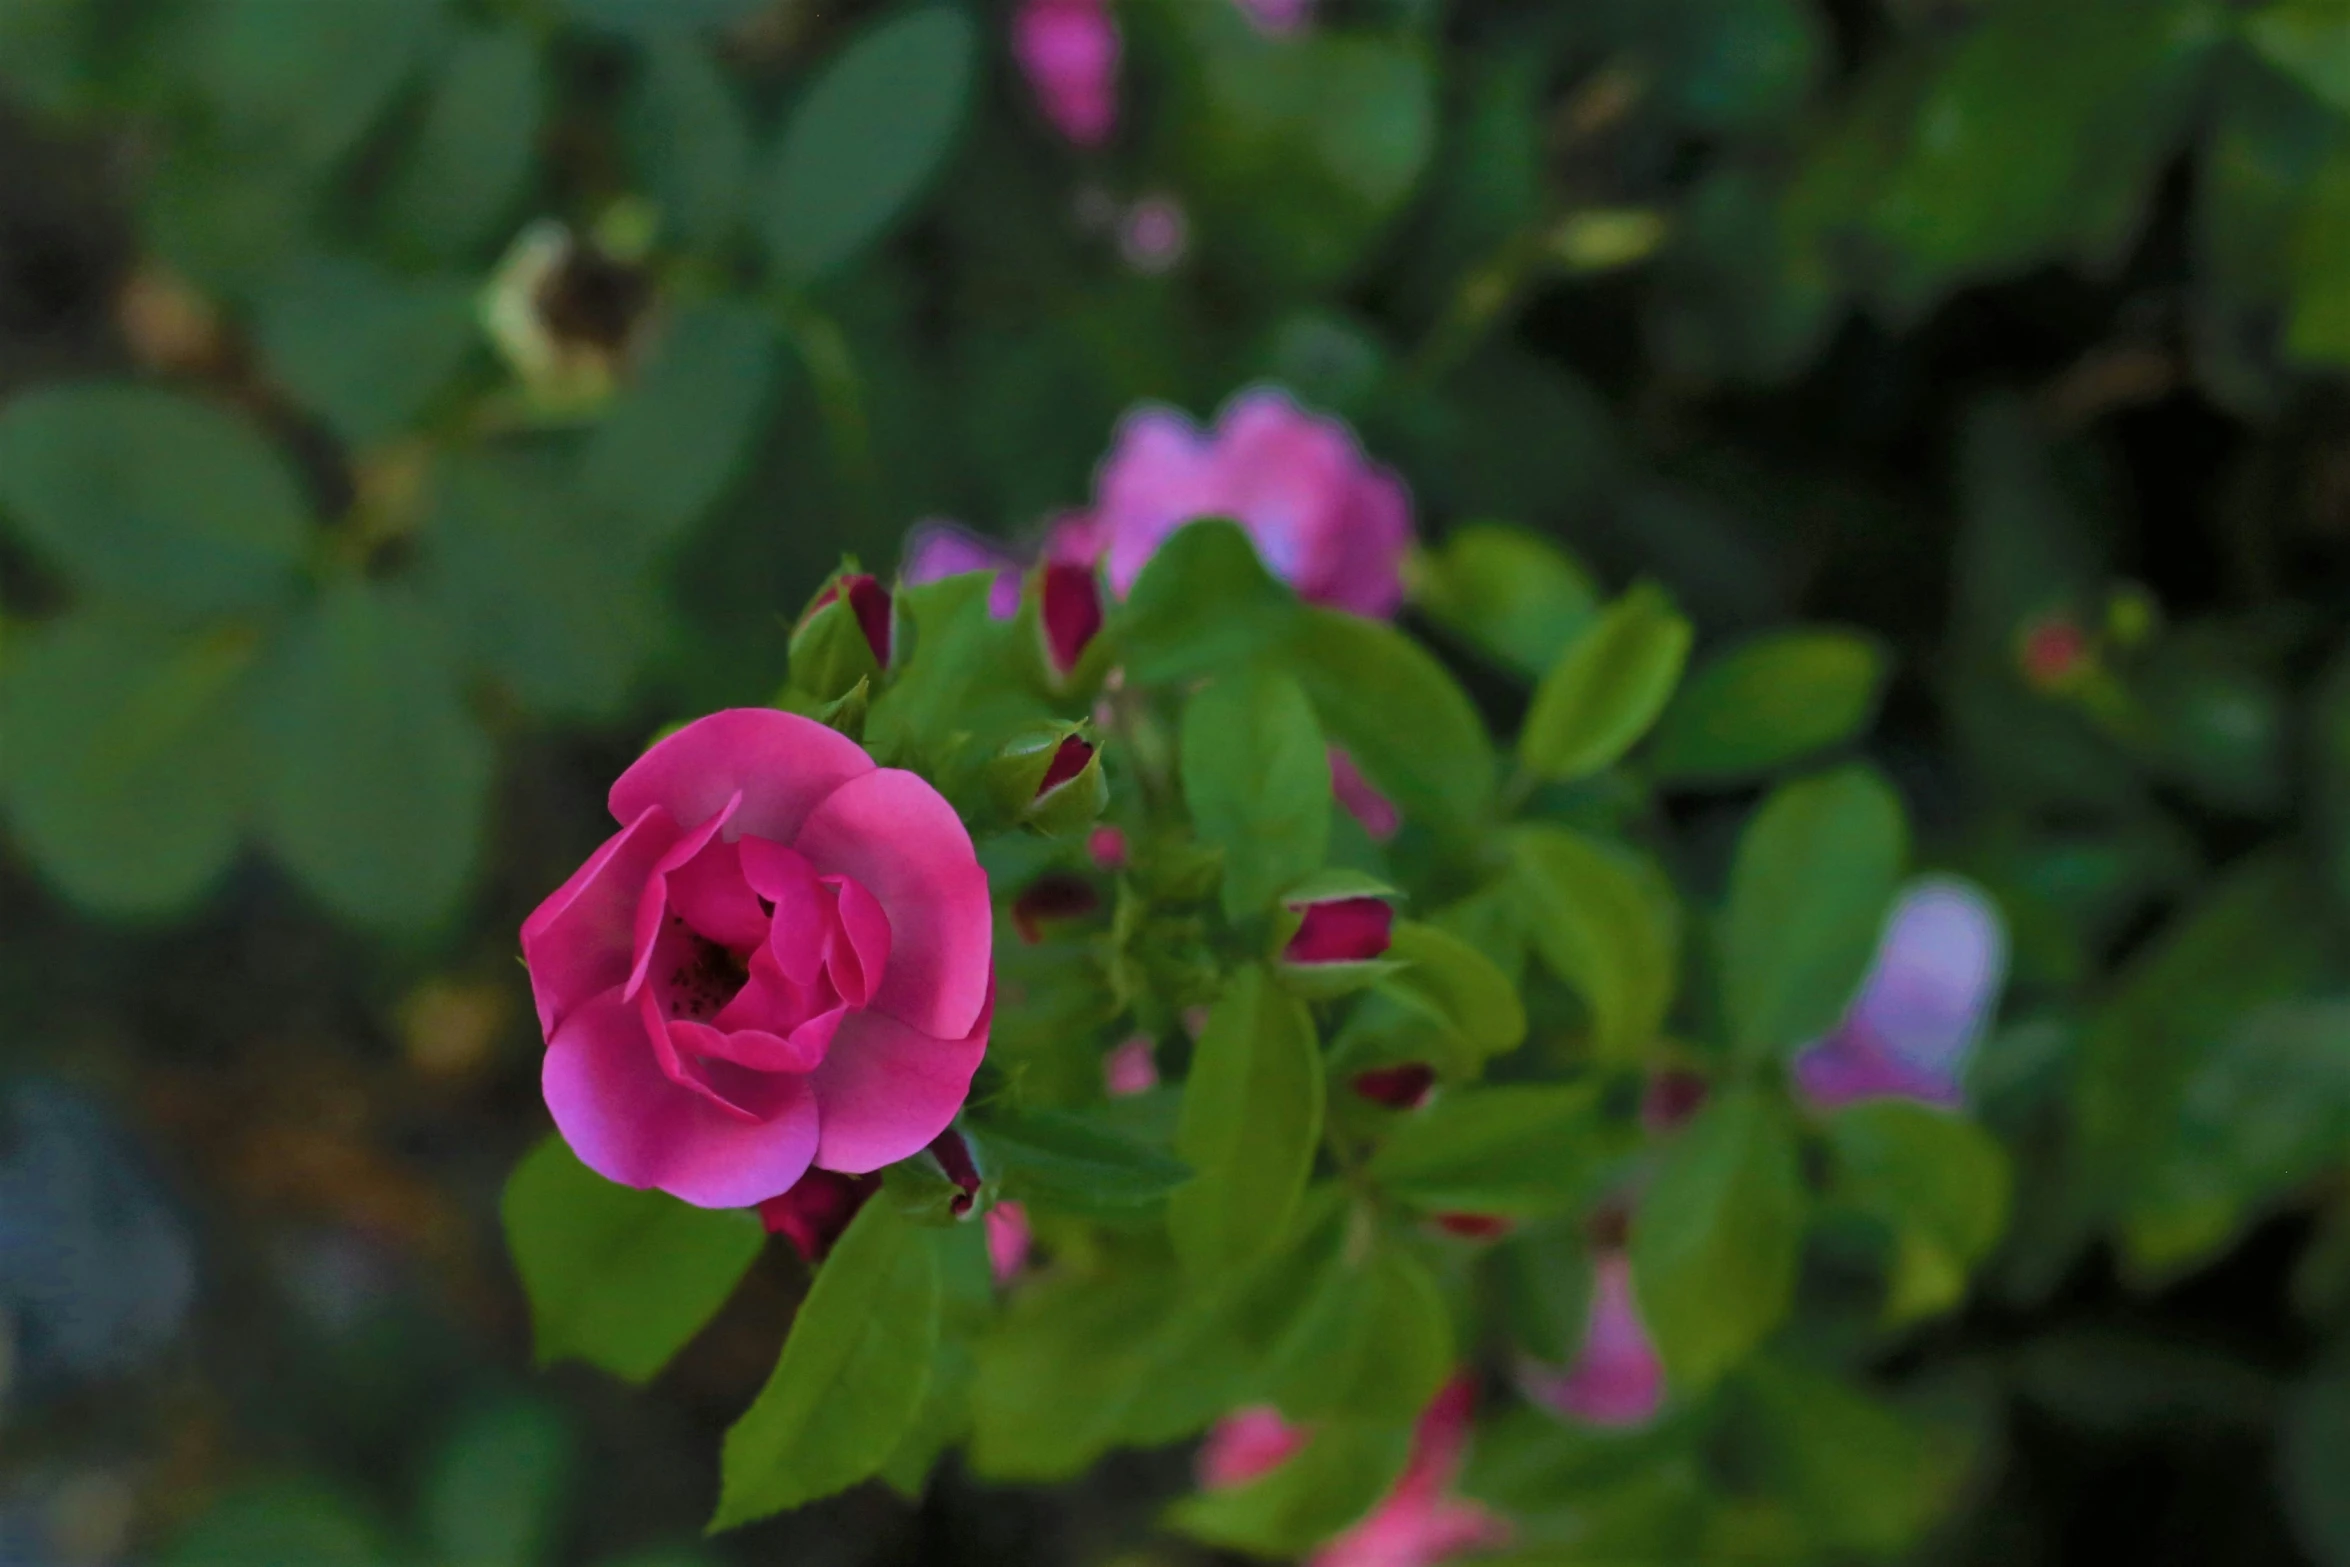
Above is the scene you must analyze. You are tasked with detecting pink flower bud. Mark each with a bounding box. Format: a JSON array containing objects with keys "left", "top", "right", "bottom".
[
  {"left": 1013, "top": 874, "right": 1101, "bottom": 944},
  {"left": 757, "top": 1169, "right": 882, "bottom": 1264},
  {"left": 1039, "top": 561, "right": 1105, "bottom": 678},
  {"left": 1283, "top": 896, "right": 1394, "bottom": 966},
  {"left": 1197, "top": 1405, "right": 1309, "bottom": 1491},
  {"left": 1351, "top": 1062, "right": 1435, "bottom": 1110},
  {"left": 1102, "top": 1036, "right": 1159, "bottom": 1096},
  {"left": 1433, "top": 1212, "right": 1513, "bottom": 1240},
  {"left": 2018, "top": 613, "right": 2093, "bottom": 691},
  {"left": 1087, "top": 824, "right": 1129, "bottom": 869},
  {"left": 1640, "top": 1068, "right": 1709, "bottom": 1136},
  {"left": 928, "top": 1125, "right": 984, "bottom": 1217},
  {"left": 985, "top": 1200, "right": 1032, "bottom": 1285},
  {"left": 1013, "top": 0, "right": 1119, "bottom": 147},
  {"left": 806, "top": 572, "right": 892, "bottom": 665}
]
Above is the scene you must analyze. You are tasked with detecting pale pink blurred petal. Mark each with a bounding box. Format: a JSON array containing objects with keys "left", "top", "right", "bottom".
[
  {"left": 1103, "top": 1036, "right": 1159, "bottom": 1096},
  {"left": 1520, "top": 1253, "right": 1665, "bottom": 1429},
  {"left": 902, "top": 519, "right": 1023, "bottom": 619},
  {"left": 1310, "top": 1377, "right": 1512, "bottom": 1567},
  {"left": 1013, "top": 0, "right": 1119, "bottom": 146},
  {"left": 986, "top": 1200, "right": 1032, "bottom": 1284},
  {"left": 1328, "top": 746, "right": 1401, "bottom": 841},
  {"left": 1197, "top": 1405, "right": 1309, "bottom": 1491},
  {"left": 1119, "top": 194, "right": 1188, "bottom": 275},
  {"left": 1792, "top": 876, "right": 2006, "bottom": 1113}
]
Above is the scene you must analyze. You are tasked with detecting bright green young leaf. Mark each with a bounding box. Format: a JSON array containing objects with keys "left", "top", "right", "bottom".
[
  {"left": 1646, "top": 629, "right": 1886, "bottom": 786},
  {"left": 1519, "top": 583, "right": 1693, "bottom": 782},
  {"left": 629, "top": 36, "right": 753, "bottom": 253},
  {"left": 1631, "top": 1086, "right": 1804, "bottom": 1390},
  {"left": 1368, "top": 1085, "right": 1612, "bottom": 1218},
  {"left": 1180, "top": 664, "right": 1330, "bottom": 920},
  {"left": 252, "top": 581, "right": 491, "bottom": 929},
  {"left": 421, "top": 1397, "right": 576, "bottom": 1567},
  {"left": 1721, "top": 766, "right": 1907, "bottom": 1059},
  {"left": 1, "top": 613, "right": 254, "bottom": 917},
  {"left": 576, "top": 301, "right": 780, "bottom": 562},
  {"left": 761, "top": 6, "right": 975, "bottom": 283},
  {"left": 1414, "top": 522, "right": 1601, "bottom": 680},
  {"left": 252, "top": 256, "right": 478, "bottom": 447},
  {"left": 1171, "top": 966, "right": 1325, "bottom": 1278},
  {"left": 1266, "top": 1241, "right": 1452, "bottom": 1426},
  {"left": 713, "top": 1199, "right": 941, "bottom": 1528},
  {"left": 0, "top": 382, "right": 309, "bottom": 614},
  {"left": 967, "top": 1108, "right": 1192, "bottom": 1221},
  {"left": 161, "top": 1480, "right": 392, "bottom": 1567},
  {"left": 423, "top": 452, "right": 659, "bottom": 723},
  {"left": 383, "top": 26, "right": 542, "bottom": 261},
  {"left": 501, "top": 1135, "right": 763, "bottom": 1385},
  {"left": 1741, "top": 1358, "right": 1942, "bottom": 1555},
  {"left": 1377, "top": 919, "right": 1527, "bottom": 1066},
  {"left": 1119, "top": 519, "right": 1297, "bottom": 684},
  {"left": 1286, "top": 606, "right": 1498, "bottom": 838},
  {"left": 1507, "top": 825, "right": 1680, "bottom": 1064},
  {"left": 1825, "top": 1101, "right": 2011, "bottom": 1322},
  {"left": 1166, "top": 1420, "right": 1414, "bottom": 1558}
]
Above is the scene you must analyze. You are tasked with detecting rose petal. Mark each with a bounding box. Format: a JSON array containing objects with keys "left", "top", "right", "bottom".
[
  {"left": 826, "top": 875, "right": 892, "bottom": 1009},
  {"left": 624, "top": 795, "right": 740, "bottom": 1003},
  {"left": 609, "top": 708, "right": 874, "bottom": 844},
  {"left": 808, "top": 991, "right": 992, "bottom": 1174},
  {"left": 741, "top": 838, "right": 829, "bottom": 989},
  {"left": 794, "top": 768, "right": 992, "bottom": 1039},
  {"left": 663, "top": 834, "right": 769, "bottom": 952},
  {"left": 520, "top": 805, "right": 681, "bottom": 1037},
  {"left": 543, "top": 989, "right": 819, "bottom": 1208}
]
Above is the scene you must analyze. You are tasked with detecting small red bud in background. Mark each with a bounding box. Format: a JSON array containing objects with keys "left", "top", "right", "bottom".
[
  {"left": 1352, "top": 1062, "right": 1436, "bottom": 1109},
  {"left": 1088, "top": 824, "right": 1129, "bottom": 869},
  {"left": 1640, "top": 1069, "right": 1709, "bottom": 1136},
  {"left": 1013, "top": 874, "right": 1101, "bottom": 943},
  {"left": 808, "top": 572, "right": 892, "bottom": 665},
  {"left": 1435, "top": 1212, "right": 1514, "bottom": 1240},
  {"left": 2018, "top": 613, "right": 2092, "bottom": 693},
  {"left": 758, "top": 1170, "right": 882, "bottom": 1263},
  {"left": 1283, "top": 896, "right": 1395, "bottom": 966},
  {"left": 1040, "top": 561, "right": 1105, "bottom": 678}
]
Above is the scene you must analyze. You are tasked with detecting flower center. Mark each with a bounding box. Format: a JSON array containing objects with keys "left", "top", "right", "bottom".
[{"left": 663, "top": 917, "right": 751, "bottom": 1021}]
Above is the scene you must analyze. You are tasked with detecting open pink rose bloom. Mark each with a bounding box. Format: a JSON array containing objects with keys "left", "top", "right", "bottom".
[
  {"left": 522, "top": 710, "right": 993, "bottom": 1209},
  {"left": 1792, "top": 875, "right": 2007, "bottom": 1112},
  {"left": 1518, "top": 1253, "right": 1665, "bottom": 1429}
]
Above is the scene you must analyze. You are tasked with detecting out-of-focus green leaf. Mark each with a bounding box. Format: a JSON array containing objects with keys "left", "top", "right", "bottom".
[
  {"left": 564, "top": 0, "right": 769, "bottom": 35},
  {"left": 1826, "top": 1101, "right": 2011, "bottom": 1322},
  {"left": 1494, "top": 1221, "right": 1595, "bottom": 1366},
  {"left": 714, "top": 1200, "right": 939, "bottom": 1527},
  {"left": 0, "top": 382, "right": 309, "bottom": 614},
  {"left": 1171, "top": 965, "right": 1325, "bottom": 1278},
  {"left": 1721, "top": 766, "right": 1907, "bottom": 1060},
  {"left": 193, "top": 0, "right": 444, "bottom": 176},
  {"left": 1286, "top": 606, "right": 1497, "bottom": 840},
  {"left": 1508, "top": 825, "right": 1680, "bottom": 1064},
  {"left": 1519, "top": 584, "right": 1693, "bottom": 782},
  {"left": 423, "top": 452, "right": 659, "bottom": 722},
  {"left": 1741, "top": 1358, "right": 1943, "bottom": 1554},
  {"left": 968, "top": 1108, "right": 1193, "bottom": 1220},
  {"left": 2283, "top": 1352, "right": 2350, "bottom": 1567},
  {"left": 501, "top": 1136, "right": 762, "bottom": 1384},
  {"left": 1646, "top": 629, "right": 1885, "bottom": 786},
  {"left": 1, "top": 613, "right": 254, "bottom": 917},
  {"left": 1631, "top": 1086, "right": 1804, "bottom": 1391},
  {"left": 161, "top": 1481, "right": 391, "bottom": 1567},
  {"left": 1119, "top": 519, "right": 1298, "bottom": 683},
  {"left": 1413, "top": 523, "right": 1601, "bottom": 681},
  {"left": 252, "top": 256, "right": 477, "bottom": 447},
  {"left": 1376, "top": 919, "right": 1527, "bottom": 1067},
  {"left": 383, "top": 26, "right": 543, "bottom": 262},
  {"left": 421, "top": 1398, "right": 576, "bottom": 1567},
  {"left": 252, "top": 580, "right": 490, "bottom": 929},
  {"left": 1267, "top": 1239, "right": 1452, "bottom": 1426},
  {"left": 2289, "top": 142, "right": 2350, "bottom": 367},
  {"left": 629, "top": 36, "right": 753, "bottom": 253},
  {"left": 1180, "top": 664, "right": 1330, "bottom": 920},
  {"left": 1167, "top": 1420, "right": 1413, "bottom": 1558},
  {"left": 761, "top": 6, "right": 975, "bottom": 283},
  {"left": 2250, "top": 2, "right": 2350, "bottom": 113},
  {"left": 1369, "top": 1085, "right": 1612, "bottom": 1218}
]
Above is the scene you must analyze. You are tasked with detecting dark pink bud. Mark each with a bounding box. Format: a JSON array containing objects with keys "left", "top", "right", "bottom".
[
  {"left": 929, "top": 1126, "right": 984, "bottom": 1216},
  {"left": 2018, "top": 613, "right": 2091, "bottom": 691},
  {"left": 1039, "top": 734, "right": 1095, "bottom": 795},
  {"left": 1352, "top": 1062, "right": 1436, "bottom": 1109},
  {"left": 1013, "top": 873, "right": 1100, "bottom": 944},
  {"left": 1103, "top": 1036, "right": 1158, "bottom": 1096},
  {"left": 809, "top": 572, "right": 892, "bottom": 664},
  {"left": 1435, "top": 1212, "right": 1514, "bottom": 1240},
  {"left": 757, "top": 1169, "right": 882, "bottom": 1263},
  {"left": 1283, "top": 896, "right": 1394, "bottom": 965},
  {"left": 1040, "top": 561, "right": 1104, "bottom": 678},
  {"left": 1087, "top": 824, "right": 1129, "bottom": 869},
  {"left": 1640, "top": 1069, "right": 1710, "bottom": 1136}
]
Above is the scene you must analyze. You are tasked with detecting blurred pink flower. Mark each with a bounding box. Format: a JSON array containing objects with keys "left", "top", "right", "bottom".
[
  {"left": 1329, "top": 746, "right": 1401, "bottom": 840},
  {"left": 1119, "top": 194, "right": 1188, "bottom": 274},
  {"left": 1519, "top": 1253, "right": 1665, "bottom": 1429},
  {"left": 1013, "top": 0, "right": 1119, "bottom": 147},
  {"left": 1283, "top": 895, "right": 1394, "bottom": 967},
  {"left": 1197, "top": 1405, "right": 1310, "bottom": 1491},
  {"left": 1058, "top": 388, "right": 1414, "bottom": 619},
  {"left": 1234, "top": 0, "right": 1315, "bottom": 33},
  {"left": 1103, "top": 1036, "right": 1159, "bottom": 1096},
  {"left": 1313, "top": 1377, "right": 1513, "bottom": 1567},
  {"left": 1792, "top": 876, "right": 2007, "bottom": 1112},
  {"left": 901, "top": 519, "right": 1022, "bottom": 619},
  {"left": 1087, "top": 824, "right": 1129, "bottom": 870},
  {"left": 986, "top": 1200, "right": 1032, "bottom": 1284},
  {"left": 521, "top": 710, "right": 993, "bottom": 1208}
]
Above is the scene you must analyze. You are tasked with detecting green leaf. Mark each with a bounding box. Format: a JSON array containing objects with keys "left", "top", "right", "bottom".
[
  {"left": 1376, "top": 919, "right": 1527, "bottom": 1067},
  {"left": 967, "top": 1108, "right": 1193, "bottom": 1221},
  {"left": 2289, "top": 143, "right": 2350, "bottom": 367},
  {"left": 162, "top": 1481, "right": 391, "bottom": 1567},
  {"left": 564, "top": 0, "right": 769, "bottom": 35},
  {"left": 421, "top": 1398, "right": 576, "bottom": 1567},
  {"left": 0, "top": 382, "right": 309, "bottom": 614},
  {"left": 2249, "top": 2, "right": 2350, "bottom": 115},
  {"left": 629, "top": 36, "right": 753, "bottom": 253},
  {"left": 2283, "top": 1353, "right": 2350, "bottom": 1567},
  {"left": 713, "top": 1200, "right": 941, "bottom": 1528},
  {"left": 1519, "top": 583, "right": 1693, "bottom": 782},
  {"left": 423, "top": 452, "right": 659, "bottom": 722},
  {"left": 1, "top": 613, "right": 254, "bottom": 916},
  {"left": 1507, "top": 826, "right": 1681, "bottom": 1065},
  {"left": 1171, "top": 965, "right": 1326, "bottom": 1278},
  {"left": 1286, "top": 606, "right": 1497, "bottom": 838},
  {"left": 1118, "top": 519, "right": 1297, "bottom": 684},
  {"left": 194, "top": 0, "right": 443, "bottom": 176},
  {"left": 1494, "top": 1221, "right": 1595, "bottom": 1365},
  {"left": 383, "top": 26, "right": 544, "bottom": 262},
  {"left": 761, "top": 6, "right": 975, "bottom": 283},
  {"left": 1167, "top": 1421, "right": 1414, "bottom": 1558},
  {"left": 1646, "top": 629, "right": 1886, "bottom": 786},
  {"left": 1180, "top": 663, "right": 1330, "bottom": 920},
  {"left": 1740, "top": 1359, "right": 1942, "bottom": 1555},
  {"left": 501, "top": 1135, "right": 762, "bottom": 1384},
  {"left": 252, "top": 580, "right": 490, "bottom": 929},
  {"left": 1721, "top": 766, "right": 1907, "bottom": 1059},
  {"left": 1631, "top": 1086, "right": 1804, "bottom": 1391},
  {"left": 252, "top": 256, "right": 477, "bottom": 447},
  {"left": 1267, "top": 1241, "right": 1452, "bottom": 1425},
  {"left": 1368, "top": 1085, "right": 1612, "bottom": 1218},
  {"left": 577, "top": 301, "right": 780, "bottom": 562},
  {"left": 1825, "top": 1101, "right": 2011, "bottom": 1322},
  {"left": 1413, "top": 522, "right": 1601, "bottom": 680}
]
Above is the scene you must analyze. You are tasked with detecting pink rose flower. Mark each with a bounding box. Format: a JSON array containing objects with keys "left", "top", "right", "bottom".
[
  {"left": 521, "top": 709, "right": 993, "bottom": 1209},
  {"left": 1197, "top": 1405, "right": 1310, "bottom": 1491},
  {"left": 1056, "top": 388, "right": 1414, "bottom": 620},
  {"left": 1013, "top": 0, "right": 1119, "bottom": 147},
  {"left": 1315, "top": 1377, "right": 1512, "bottom": 1567},
  {"left": 1518, "top": 1253, "right": 1665, "bottom": 1429}
]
